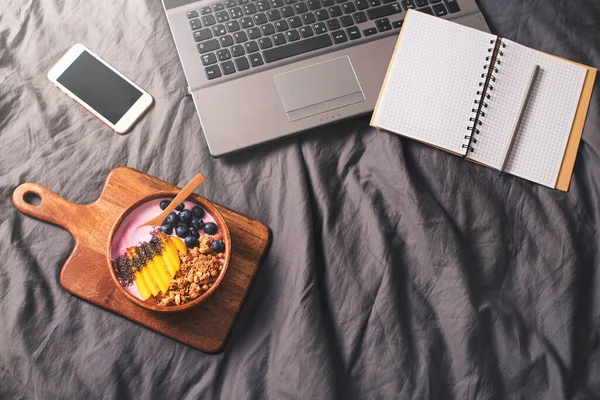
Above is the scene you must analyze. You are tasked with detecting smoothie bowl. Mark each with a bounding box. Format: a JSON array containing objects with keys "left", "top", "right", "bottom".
[{"left": 107, "top": 191, "right": 231, "bottom": 313}]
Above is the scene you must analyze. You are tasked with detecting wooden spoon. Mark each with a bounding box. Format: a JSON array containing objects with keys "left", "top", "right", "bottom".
[{"left": 139, "top": 173, "right": 206, "bottom": 227}]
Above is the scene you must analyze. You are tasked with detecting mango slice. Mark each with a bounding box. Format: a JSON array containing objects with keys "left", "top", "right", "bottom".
[
  {"left": 147, "top": 258, "right": 170, "bottom": 294},
  {"left": 171, "top": 236, "right": 187, "bottom": 256},
  {"left": 134, "top": 271, "right": 152, "bottom": 300}
]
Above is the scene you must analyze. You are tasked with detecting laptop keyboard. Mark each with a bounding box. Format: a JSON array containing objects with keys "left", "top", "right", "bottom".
[{"left": 186, "top": 0, "right": 461, "bottom": 80}]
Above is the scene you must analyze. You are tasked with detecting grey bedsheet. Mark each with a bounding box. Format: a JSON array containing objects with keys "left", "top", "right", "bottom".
[{"left": 1, "top": 0, "right": 600, "bottom": 398}]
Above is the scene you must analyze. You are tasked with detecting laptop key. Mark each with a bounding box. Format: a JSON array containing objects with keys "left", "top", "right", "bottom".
[
  {"left": 217, "top": 48, "right": 232, "bottom": 61},
  {"left": 336, "top": 0, "right": 349, "bottom": 3},
  {"left": 299, "top": 25, "right": 314, "bottom": 37},
  {"left": 281, "top": 6, "right": 295, "bottom": 17},
  {"left": 340, "top": 15, "right": 354, "bottom": 26},
  {"left": 285, "top": 29, "right": 301, "bottom": 41},
  {"left": 342, "top": 2, "right": 356, "bottom": 13},
  {"left": 257, "top": 0, "right": 271, "bottom": 11},
  {"left": 285, "top": 0, "right": 298, "bottom": 4},
  {"left": 226, "top": 0, "right": 238, "bottom": 6},
  {"left": 271, "top": 0, "right": 284, "bottom": 7},
  {"left": 239, "top": 0, "right": 250, "bottom": 3},
  {"left": 231, "top": 44, "right": 245, "bottom": 56},
  {"left": 353, "top": 11, "right": 367, "bottom": 22},
  {"left": 391, "top": 19, "right": 403, "bottom": 27},
  {"left": 316, "top": 9, "right": 329, "bottom": 20},
  {"left": 328, "top": 5, "right": 343, "bottom": 16},
  {"left": 234, "top": 56, "right": 250, "bottom": 70},
  {"left": 220, "top": 34, "right": 235, "bottom": 46},
  {"left": 289, "top": 16, "right": 303, "bottom": 27},
  {"left": 187, "top": 10, "right": 199, "bottom": 19},
  {"left": 375, "top": 17, "right": 389, "bottom": 26},
  {"left": 216, "top": 11, "right": 230, "bottom": 22},
  {"left": 190, "top": 18, "right": 202, "bottom": 30},
  {"left": 401, "top": 0, "right": 415, "bottom": 9},
  {"left": 275, "top": 20, "right": 289, "bottom": 31},
  {"left": 241, "top": 16, "right": 255, "bottom": 28},
  {"left": 381, "top": 0, "right": 395, "bottom": 3},
  {"left": 261, "top": 23, "right": 276, "bottom": 34},
  {"left": 213, "top": 3, "right": 225, "bottom": 11},
  {"left": 198, "top": 39, "right": 220, "bottom": 53},
  {"left": 201, "top": 7, "right": 212, "bottom": 15},
  {"left": 415, "top": 0, "right": 427, "bottom": 5},
  {"left": 355, "top": 0, "right": 369, "bottom": 9},
  {"left": 205, "top": 64, "right": 221, "bottom": 79},
  {"left": 419, "top": 6, "right": 433, "bottom": 14},
  {"left": 366, "top": 3, "right": 401, "bottom": 19},
  {"left": 443, "top": 0, "right": 459, "bottom": 13},
  {"left": 259, "top": 37, "right": 273, "bottom": 48},
  {"left": 363, "top": 27, "right": 377, "bottom": 35},
  {"left": 212, "top": 24, "right": 227, "bottom": 35},
  {"left": 194, "top": 28, "right": 213, "bottom": 42},
  {"left": 263, "top": 34, "right": 332, "bottom": 62},
  {"left": 368, "top": 0, "right": 380, "bottom": 6},
  {"left": 230, "top": 7, "right": 244, "bottom": 18},
  {"left": 226, "top": 20, "right": 241, "bottom": 32},
  {"left": 244, "top": 40, "right": 260, "bottom": 53},
  {"left": 267, "top": 9, "right": 282, "bottom": 20},
  {"left": 327, "top": 19, "right": 341, "bottom": 30},
  {"left": 321, "top": 0, "right": 335, "bottom": 6},
  {"left": 249, "top": 53, "right": 264, "bottom": 66},
  {"left": 243, "top": 3, "right": 258, "bottom": 14},
  {"left": 234, "top": 31, "right": 248, "bottom": 42},
  {"left": 432, "top": 3, "right": 447, "bottom": 15},
  {"left": 308, "top": 0, "right": 321, "bottom": 9},
  {"left": 253, "top": 13, "right": 267, "bottom": 24},
  {"left": 273, "top": 33, "right": 287, "bottom": 44},
  {"left": 247, "top": 27, "right": 262, "bottom": 38},
  {"left": 303, "top": 12, "right": 317, "bottom": 23},
  {"left": 346, "top": 26, "right": 361, "bottom": 39},
  {"left": 331, "top": 30, "right": 348, "bottom": 43},
  {"left": 377, "top": 21, "right": 392, "bottom": 31},
  {"left": 313, "top": 22, "right": 327, "bottom": 34},
  {"left": 201, "top": 52, "right": 218, "bottom": 65},
  {"left": 221, "top": 60, "right": 236, "bottom": 75},
  {"left": 294, "top": 3, "right": 309, "bottom": 13},
  {"left": 202, "top": 14, "right": 217, "bottom": 26}
]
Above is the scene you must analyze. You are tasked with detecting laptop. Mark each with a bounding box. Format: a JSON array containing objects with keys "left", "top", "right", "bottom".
[{"left": 161, "top": 0, "right": 490, "bottom": 156}]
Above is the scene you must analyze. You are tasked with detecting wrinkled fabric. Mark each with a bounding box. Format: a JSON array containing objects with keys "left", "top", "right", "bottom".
[{"left": 1, "top": 0, "right": 600, "bottom": 398}]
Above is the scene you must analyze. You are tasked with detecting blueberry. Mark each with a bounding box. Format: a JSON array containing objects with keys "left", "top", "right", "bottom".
[
  {"left": 211, "top": 240, "right": 225, "bottom": 253},
  {"left": 175, "top": 203, "right": 185, "bottom": 211},
  {"left": 191, "top": 217, "right": 204, "bottom": 231},
  {"left": 164, "top": 212, "right": 180, "bottom": 226},
  {"left": 160, "top": 224, "right": 173, "bottom": 235},
  {"left": 175, "top": 224, "right": 190, "bottom": 238},
  {"left": 179, "top": 209, "right": 193, "bottom": 225},
  {"left": 192, "top": 206, "right": 205, "bottom": 218},
  {"left": 203, "top": 222, "right": 218, "bottom": 235},
  {"left": 189, "top": 229, "right": 200, "bottom": 238},
  {"left": 159, "top": 200, "right": 171, "bottom": 210},
  {"left": 184, "top": 236, "right": 199, "bottom": 248}
]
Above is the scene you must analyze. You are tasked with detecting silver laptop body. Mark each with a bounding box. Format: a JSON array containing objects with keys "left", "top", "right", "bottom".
[{"left": 162, "top": 0, "right": 490, "bottom": 156}]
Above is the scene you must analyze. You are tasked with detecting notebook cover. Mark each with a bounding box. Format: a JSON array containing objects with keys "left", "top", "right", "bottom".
[{"left": 554, "top": 61, "right": 596, "bottom": 191}]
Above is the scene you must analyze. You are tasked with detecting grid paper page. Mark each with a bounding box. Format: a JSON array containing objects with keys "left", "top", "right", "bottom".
[
  {"left": 372, "top": 11, "right": 495, "bottom": 155},
  {"left": 495, "top": 40, "right": 586, "bottom": 187},
  {"left": 466, "top": 45, "right": 539, "bottom": 169}
]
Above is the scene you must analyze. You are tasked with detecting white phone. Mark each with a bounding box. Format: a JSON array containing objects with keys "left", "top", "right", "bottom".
[{"left": 47, "top": 44, "right": 153, "bottom": 134}]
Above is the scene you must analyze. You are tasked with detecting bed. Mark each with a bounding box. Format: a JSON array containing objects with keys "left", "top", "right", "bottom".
[{"left": 1, "top": 0, "right": 599, "bottom": 398}]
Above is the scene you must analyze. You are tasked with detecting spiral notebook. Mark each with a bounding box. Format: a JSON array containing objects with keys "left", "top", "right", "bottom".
[{"left": 371, "top": 10, "right": 596, "bottom": 190}]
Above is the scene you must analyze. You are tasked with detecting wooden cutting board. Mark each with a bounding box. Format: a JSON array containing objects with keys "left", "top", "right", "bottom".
[{"left": 12, "top": 167, "right": 270, "bottom": 353}]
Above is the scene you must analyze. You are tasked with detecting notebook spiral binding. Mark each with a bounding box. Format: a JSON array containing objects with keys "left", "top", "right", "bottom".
[{"left": 462, "top": 38, "right": 507, "bottom": 153}]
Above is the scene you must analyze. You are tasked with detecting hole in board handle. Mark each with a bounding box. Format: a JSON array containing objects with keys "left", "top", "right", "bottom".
[{"left": 23, "top": 191, "right": 42, "bottom": 206}]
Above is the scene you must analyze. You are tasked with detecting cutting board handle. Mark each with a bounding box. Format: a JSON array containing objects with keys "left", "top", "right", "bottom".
[{"left": 12, "top": 183, "right": 83, "bottom": 232}]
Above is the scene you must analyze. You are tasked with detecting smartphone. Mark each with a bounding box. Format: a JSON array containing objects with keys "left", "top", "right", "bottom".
[{"left": 47, "top": 44, "right": 153, "bottom": 134}]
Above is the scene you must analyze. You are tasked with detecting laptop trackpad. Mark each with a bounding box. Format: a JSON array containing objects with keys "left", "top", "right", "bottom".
[{"left": 274, "top": 56, "right": 365, "bottom": 122}]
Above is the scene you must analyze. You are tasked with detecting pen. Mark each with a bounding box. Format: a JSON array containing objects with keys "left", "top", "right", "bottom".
[{"left": 498, "top": 64, "right": 540, "bottom": 178}]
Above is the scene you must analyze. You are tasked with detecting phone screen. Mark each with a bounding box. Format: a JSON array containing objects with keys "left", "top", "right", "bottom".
[{"left": 56, "top": 51, "right": 143, "bottom": 124}]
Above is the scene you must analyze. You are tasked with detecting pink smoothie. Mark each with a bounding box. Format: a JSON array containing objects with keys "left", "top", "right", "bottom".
[{"left": 110, "top": 198, "right": 221, "bottom": 299}]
